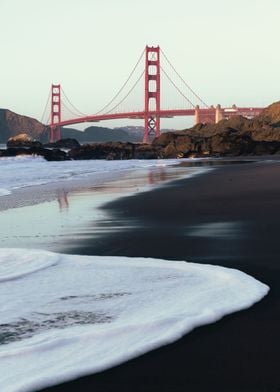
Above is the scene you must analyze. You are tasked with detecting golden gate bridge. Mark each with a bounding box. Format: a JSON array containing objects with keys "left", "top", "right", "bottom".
[{"left": 41, "top": 46, "right": 263, "bottom": 143}]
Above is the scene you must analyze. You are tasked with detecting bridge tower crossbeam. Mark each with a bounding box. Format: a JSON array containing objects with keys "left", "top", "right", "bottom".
[{"left": 144, "top": 46, "right": 160, "bottom": 143}]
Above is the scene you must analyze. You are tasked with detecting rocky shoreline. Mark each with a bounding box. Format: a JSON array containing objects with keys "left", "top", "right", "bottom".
[{"left": 1, "top": 102, "right": 280, "bottom": 161}]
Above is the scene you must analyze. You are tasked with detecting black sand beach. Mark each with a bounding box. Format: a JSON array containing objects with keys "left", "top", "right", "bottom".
[{"left": 39, "top": 159, "right": 280, "bottom": 392}]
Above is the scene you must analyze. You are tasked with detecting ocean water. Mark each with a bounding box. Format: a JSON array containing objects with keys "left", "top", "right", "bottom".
[
  {"left": 0, "top": 249, "right": 269, "bottom": 392},
  {"left": 0, "top": 155, "right": 182, "bottom": 197}
]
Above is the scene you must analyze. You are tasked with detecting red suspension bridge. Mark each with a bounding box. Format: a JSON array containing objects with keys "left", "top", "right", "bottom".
[{"left": 42, "top": 46, "right": 264, "bottom": 143}]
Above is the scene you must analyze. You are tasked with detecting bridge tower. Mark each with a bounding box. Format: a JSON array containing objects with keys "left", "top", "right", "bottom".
[
  {"left": 144, "top": 46, "right": 160, "bottom": 143},
  {"left": 50, "top": 84, "right": 61, "bottom": 142}
]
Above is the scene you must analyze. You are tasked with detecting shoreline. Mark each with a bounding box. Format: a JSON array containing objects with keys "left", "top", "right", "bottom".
[
  {"left": 38, "top": 158, "right": 280, "bottom": 392},
  {"left": 0, "top": 161, "right": 207, "bottom": 252},
  {"left": 0, "top": 159, "right": 179, "bottom": 211},
  {"left": 0, "top": 158, "right": 217, "bottom": 212}
]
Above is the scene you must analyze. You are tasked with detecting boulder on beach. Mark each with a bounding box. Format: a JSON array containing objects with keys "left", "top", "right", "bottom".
[{"left": 7, "top": 133, "right": 42, "bottom": 148}]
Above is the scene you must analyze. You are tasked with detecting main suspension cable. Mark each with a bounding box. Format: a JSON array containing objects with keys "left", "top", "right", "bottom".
[
  {"left": 160, "top": 66, "right": 196, "bottom": 108},
  {"left": 61, "top": 102, "right": 86, "bottom": 119},
  {"left": 95, "top": 48, "right": 145, "bottom": 115},
  {"left": 161, "top": 48, "right": 209, "bottom": 107},
  {"left": 104, "top": 70, "right": 145, "bottom": 115},
  {"left": 61, "top": 87, "right": 88, "bottom": 117}
]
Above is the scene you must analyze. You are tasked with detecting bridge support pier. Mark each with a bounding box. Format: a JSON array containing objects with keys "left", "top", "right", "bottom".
[
  {"left": 215, "top": 104, "right": 224, "bottom": 123},
  {"left": 144, "top": 46, "right": 160, "bottom": 143},
  {"left": 50, "top": 126, "right": 61, "bottom": 143},
  {"left": 194, "top": 105, "right": 200, "bottom": 125},
  {"left": 50, "top": 84, "right": 61, "bottom": 143}
]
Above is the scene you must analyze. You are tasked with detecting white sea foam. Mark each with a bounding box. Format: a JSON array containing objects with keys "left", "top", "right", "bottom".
[
  {"left": 0, "top": 188, "right": 10, "bottom": 196},
  {"left": 0, "top": 155, "right": 182, "bottom": 197},
  {"left": 0, "top": 248, "right": 269, "bottom": 392},
  {"left": 0, "top": 248, "right": 60, "bottom": 283}
]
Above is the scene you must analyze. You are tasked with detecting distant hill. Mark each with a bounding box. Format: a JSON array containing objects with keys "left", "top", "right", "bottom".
[
  {"left": 0, "top": 107, "right": 177, "bottom": 143},
  {"left": 112, "top": 126, "right": 176, "bottom": 143},
  {"left": 0, "top": 109, "right": 143, "bottom": 143},
  {"left": 0, "top": 109, "right": 47, "bottom": 143},
  {"left": 62, "top": 126, "right": 142, "bottom": 143},
  {"left": 115, "top": 125, "right": 176, "bottom": 134}
]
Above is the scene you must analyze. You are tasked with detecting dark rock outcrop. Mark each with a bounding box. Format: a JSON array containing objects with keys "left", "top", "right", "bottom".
[
  {"left": 69, "top": 142, "right": 133, "bottom": 160},
  {"left": 0, "top": 147, "right": 68, "bottom": 161},
  {"left": 152, "top": 102, "right": 280, "bottom": 158},
  {"left": 68, "top": 142, "right": 159, "bottom": 160},
  {"left": 132, "top": 144, "right": 159, "bottom": 159},
  {"left": 44, "top": 138, "right": 80, "bottom": 149},
  {"left": 0, "top": 142, "right": 159, "bottom": 162}
]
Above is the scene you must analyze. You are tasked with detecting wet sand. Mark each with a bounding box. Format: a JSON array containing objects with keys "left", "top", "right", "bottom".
[
  {"left": 38, "top": 158, "right": 280, "bottom": 392},
  {"left": 0, "top": 163, "right": 205, "bottom": 251}
]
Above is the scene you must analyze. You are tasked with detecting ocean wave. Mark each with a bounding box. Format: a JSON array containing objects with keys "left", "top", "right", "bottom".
[
  {"left": 0, "top": 158, "right": 181, "bottom": 197},
  {"left": 0, "top": 248, "right": 60, "bottom": 283},
  {"left": 0, "top": 188, "right": 11, "bottom": 196},
  {"left": 0, "top": 249, "right": 269, "bottom": 392}
]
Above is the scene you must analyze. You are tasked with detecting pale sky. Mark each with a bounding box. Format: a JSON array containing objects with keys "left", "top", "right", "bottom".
[{"left": 1, "top": 0, "right": 279, "bottom": 130}]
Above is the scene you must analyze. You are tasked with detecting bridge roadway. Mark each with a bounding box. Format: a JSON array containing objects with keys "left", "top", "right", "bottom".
[{"left": 55, "top": 107, "right": 264, "bottom": 128}]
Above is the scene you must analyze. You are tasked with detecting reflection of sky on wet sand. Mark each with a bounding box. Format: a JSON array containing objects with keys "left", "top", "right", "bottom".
[
  {"left": 187, "top": 222, "right": 242, "bottom": 239},
  {"left": 0, "top": 165, "right": 201, "bottom": 252}
]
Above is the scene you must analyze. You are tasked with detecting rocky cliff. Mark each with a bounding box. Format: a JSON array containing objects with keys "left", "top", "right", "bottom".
[
  {"left": 0, "top": 109, "right": 47, "bottom": 143},
  {"left": 152, "top": 102, "right": 280, "bottom": 158}
]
